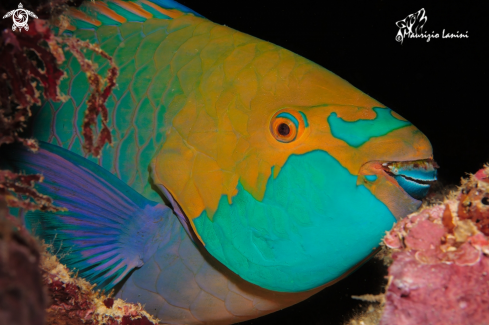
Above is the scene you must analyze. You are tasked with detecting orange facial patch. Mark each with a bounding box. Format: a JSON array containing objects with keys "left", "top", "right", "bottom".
[{"left": 149, "top": 16, "right": 433, "bottom": 241}]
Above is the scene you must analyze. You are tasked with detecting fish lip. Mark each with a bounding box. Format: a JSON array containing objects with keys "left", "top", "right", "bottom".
[{"left": 379, "top": 158, "right": 439, "bottom": 200}]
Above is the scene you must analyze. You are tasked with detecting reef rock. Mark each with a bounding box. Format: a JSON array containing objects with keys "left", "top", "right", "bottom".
[{"left": 381, "top": 166, "right": 489, "bottom": 325}]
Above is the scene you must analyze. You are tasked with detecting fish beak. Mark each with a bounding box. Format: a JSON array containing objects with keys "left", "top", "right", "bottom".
[
  {"left": 382, "top": 159, "right": 438, "bottom": 199},
  {"left": 357, "top": 158, "right": 439, "bottom": 220}
]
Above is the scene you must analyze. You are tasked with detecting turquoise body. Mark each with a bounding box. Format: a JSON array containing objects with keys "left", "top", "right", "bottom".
[
  {"left": 194, "top": 150, "right": 395, "bottom": 292},
  {"left": 4, "top": 143, "right": 326, "bottom": 324}
]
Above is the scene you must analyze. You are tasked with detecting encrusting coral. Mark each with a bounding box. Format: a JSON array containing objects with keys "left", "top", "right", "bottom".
[
  {"left": 41, "top": 245, "right": 159, "bottom": 325},
  {"left": 349, "top": 165, "right": 489, "bottom": 325}
]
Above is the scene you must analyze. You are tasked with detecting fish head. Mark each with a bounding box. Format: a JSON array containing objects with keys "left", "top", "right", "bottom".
[{"left": 150, "top": 39, "right": 435, "bottom": 292}]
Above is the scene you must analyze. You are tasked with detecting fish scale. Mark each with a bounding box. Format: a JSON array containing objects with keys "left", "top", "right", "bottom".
[
  {"left": 31, "top": 9, "right": 250, "bottom": 202},
  {"left": 5, "top": 143, "right": 318, "bottom": 324},
  {"left": 31, "top": 7, "right": 304, "bottom": 206}
]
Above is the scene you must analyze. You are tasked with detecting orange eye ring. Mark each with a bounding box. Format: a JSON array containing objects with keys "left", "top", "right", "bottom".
[
  {"left": 271, "top": 117, "right": 297, "bottom": 142},
  {"left": 270, "top": 110, "right": 307, "bottom": 143}
]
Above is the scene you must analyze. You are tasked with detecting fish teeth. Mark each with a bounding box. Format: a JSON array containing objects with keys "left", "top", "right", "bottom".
[
  {"left": 382, "top": 159, "right": 438, "bottom": 183},
  {"left": 385, "top": 159, "right": 437, "bottom": 172}
]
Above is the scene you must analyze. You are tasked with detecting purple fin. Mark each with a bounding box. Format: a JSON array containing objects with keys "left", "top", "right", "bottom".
[{"left": 4, "top": 142, "right": 173, "bottom": 291}]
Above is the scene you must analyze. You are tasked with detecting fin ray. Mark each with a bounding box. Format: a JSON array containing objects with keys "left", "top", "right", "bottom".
[
  {"left": 61, "top": 0, "right": 202, "bottom": 32},
  {"left": 3, "top": 142, "right": 174, "bottom": 291}
]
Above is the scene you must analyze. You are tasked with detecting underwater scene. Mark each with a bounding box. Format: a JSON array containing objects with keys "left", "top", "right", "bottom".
[{"left": 0, "top": 0, "right": 487, "bottom": 324}]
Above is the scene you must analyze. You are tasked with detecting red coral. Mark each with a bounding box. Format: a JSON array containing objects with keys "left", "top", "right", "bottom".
[
  {"left": 0, "top": 22, "right": 64, "bottom": 108},
  {"left": 0, "top": 18, "right": 68, "bottom": 222},
  {"left": 43, "top": 262, "right": 159, "bottom": 325},
  {"left": 0, "top": 169, "right": 64, "bottom": 212},
  {"left": 45, "top": 278, "right": 96, "bottom": 324},
  {"left": 64, "top": 38, "right": 117, "bottom": 157},
  {"left": 104, "top": 298, "right": 115, "bottom": 308},
  {"left": 0, "top": 20, "right": 64, "bottom": 149},
  {"left": 1, "top": 12, "right": 118, "bottom": 222},
  {"left": 0, "top": 19, "right": 116, "bottom": 156}
]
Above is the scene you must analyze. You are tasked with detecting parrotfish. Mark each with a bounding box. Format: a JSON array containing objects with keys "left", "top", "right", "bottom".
[{"left": 4, "top": 0, "right": 437, "bottom": 324}]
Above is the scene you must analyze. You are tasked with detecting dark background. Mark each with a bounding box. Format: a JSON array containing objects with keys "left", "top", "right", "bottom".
[{"left": 176, "top": 1, "right": 487, "bottom": 324}]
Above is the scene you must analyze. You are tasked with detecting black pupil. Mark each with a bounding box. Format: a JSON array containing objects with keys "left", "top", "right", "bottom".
[{"left": 277, "top": 123, "right": 290, "bottom": 136}]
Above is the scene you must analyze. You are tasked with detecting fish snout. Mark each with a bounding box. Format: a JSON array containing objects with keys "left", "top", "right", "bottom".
[
  {"left": 358, "top": 158, "right": 438, "bottom": 219},
  {"left": 352, "top": 115, "right": 437, "bottom": 219}
]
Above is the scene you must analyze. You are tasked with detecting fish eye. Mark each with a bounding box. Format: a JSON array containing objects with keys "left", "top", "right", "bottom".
[
  {"left": 270, "top": 110, "right": 306, "bottom": 143},
  {"left": 277, "top": 123, "right": 290, "bottom": 136}
]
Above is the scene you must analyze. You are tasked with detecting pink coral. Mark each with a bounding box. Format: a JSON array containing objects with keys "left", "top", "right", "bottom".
[
  {"left": 383, "top": 250, "right": 489, "bottom": 324},
  {"left": 380, "top": 167, "right": 489, "bottom": 325}
]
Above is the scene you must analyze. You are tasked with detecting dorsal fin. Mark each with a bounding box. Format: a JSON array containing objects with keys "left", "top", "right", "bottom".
[
  {"left": 139, "top": 0, "right": 184, "bottom": 18},
  {"left": 106, "top": 0, "right": 153, "bottom": 20},
  {"left": 66, "top": 7, "right": 102, "bottom": 27},
  {"left": 85, "top": 1, "right": 128, "bottom": 24},
  {"left": 61, "top": 0, "right": 201, "bottom": 32}
]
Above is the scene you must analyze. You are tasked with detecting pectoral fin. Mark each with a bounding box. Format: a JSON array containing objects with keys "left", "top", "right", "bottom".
[{"left": 3, "top": 142, "right": 172, "bottom": 291}]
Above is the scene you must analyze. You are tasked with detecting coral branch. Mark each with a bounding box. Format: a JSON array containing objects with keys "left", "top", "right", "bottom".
[
  {"left": 0, "top": 169, "right": 65, "bottom": 213},
  {"left": 63, "top": 38, "right": 117, "bottom": 157},
  {"left": 0, "top": 16, "right": 118, "bottom": 218},
  {"left": 0, "top": 20, "right": 65, "bottom": 150},
  {"left": 0, "top": 19, "right": 67, "bottom": 220}
]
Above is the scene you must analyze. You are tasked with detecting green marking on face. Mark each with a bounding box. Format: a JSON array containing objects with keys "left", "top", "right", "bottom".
[
  {"left": 193, "top": 150, "right": 396, "bottom": 292},
  {"left": 299, "top": 111, "right": 309, "bottom": 127},
  {"left": 276, "top": 112, "right": 299, "bottom": 128},
  {"left": 328, "top": 107, "right": 411, "bottom": 147}
]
